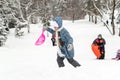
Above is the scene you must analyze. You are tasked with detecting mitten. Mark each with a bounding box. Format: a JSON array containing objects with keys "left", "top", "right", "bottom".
[{"left": 67, "top": 44, "right": 73, "bottom": 51}]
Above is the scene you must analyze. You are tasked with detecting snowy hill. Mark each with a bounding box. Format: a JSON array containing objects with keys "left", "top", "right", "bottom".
[{"left": 0, "top": 19, "right": 120, "bottom": 80}]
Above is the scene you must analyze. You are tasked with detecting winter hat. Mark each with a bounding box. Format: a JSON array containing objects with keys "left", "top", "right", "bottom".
[
  {"left": 53, "top": 17, "right": 62, "bottom": 28},
  {"left": 98, "top": 34, "right": 102, "bottom": 37}
]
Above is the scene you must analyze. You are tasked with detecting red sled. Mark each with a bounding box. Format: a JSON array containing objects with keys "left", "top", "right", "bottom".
[{"left": 91, "top": 44, "right": 101, "bottom": 59}]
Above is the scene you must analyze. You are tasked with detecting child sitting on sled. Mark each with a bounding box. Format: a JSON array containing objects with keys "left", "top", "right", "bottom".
[{"left": 112, "top": 49, "right": 120, "bottom": 60}]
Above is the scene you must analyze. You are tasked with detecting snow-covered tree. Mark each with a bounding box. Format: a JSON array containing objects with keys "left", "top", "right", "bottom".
[
  {"left": 0, "top": 0, "right": 11, "bottom": 46},
  {"left": 85, "top": 0, "right": 120, "bottom": 35}
]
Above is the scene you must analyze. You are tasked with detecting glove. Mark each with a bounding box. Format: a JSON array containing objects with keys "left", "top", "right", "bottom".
[
  {"left": 93, "top": 44, "right": 97, "bottom": 46},
  {"left": 101, "top": 51, "right": 104, "bottom": 54},
  {"left": 67, "top": 44, "right": 73, "bottom": 51}
]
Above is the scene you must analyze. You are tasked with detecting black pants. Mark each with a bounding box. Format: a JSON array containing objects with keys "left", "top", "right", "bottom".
[
  {"left": 52, "top": 41, "right": 56, "bottom": 46},
  {"left": 51, "top": 38, "right": 56, "bottom": 46},
  {"left": 98, "top": 52, "right": 105, "bottom": 59},
  {"left": 98, "top": 47, "right": 105, "bottom": 59},
  {"left": 57, "top": 56, "right": 81, "bottom": 68}
]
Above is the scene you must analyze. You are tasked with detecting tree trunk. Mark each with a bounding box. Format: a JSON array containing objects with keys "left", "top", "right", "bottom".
[
  {"left": 72, "top": 13, "right": 75, "bottom": 23},
  {"left": 111, "top": 0, "right": 116, "bottom": 35},
  {"left": 27, "top": 23, "right": 30, "bottom": 33},
  {"left": 119, "top": 28, "right": 120, "bottom": 36},
  {"left": 72, "top": 7, "right": 75, "bottom": 23},
  {"left": 88, "top": 13, "right": 91, "bottom": 22},
  {"left": 95, "top": 16, "right": 97, "bottom": 24},
  {"left": 92, "top": 15, "right": 94, "bottom": 22}
]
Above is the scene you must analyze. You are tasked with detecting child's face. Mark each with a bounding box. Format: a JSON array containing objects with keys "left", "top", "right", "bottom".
[
  {"left": 54, "top": 27, "right": 59, "bottom": 31},
  {"left": 98, "top": 36, "right": 102, "bottom": 39}
]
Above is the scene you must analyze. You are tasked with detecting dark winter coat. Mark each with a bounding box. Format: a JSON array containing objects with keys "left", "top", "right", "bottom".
[
  {"left": 93, "top": 38, "right": 106, "bottom": 52},
  {"left": 47, "top": 17, "right": 74, "bottom": 59}
]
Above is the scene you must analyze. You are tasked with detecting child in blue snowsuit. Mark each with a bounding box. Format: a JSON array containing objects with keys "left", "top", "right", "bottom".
[{"left": 43, "top": 17, "right": 80, "bottom": 68}]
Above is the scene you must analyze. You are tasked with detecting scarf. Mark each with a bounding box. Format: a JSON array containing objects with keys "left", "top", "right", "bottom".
[{"left": 55, "top": 27, "right": 65, "bottom": 57}]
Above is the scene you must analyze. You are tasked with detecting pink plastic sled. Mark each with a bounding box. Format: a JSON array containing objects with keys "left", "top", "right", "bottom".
[{"left": 35, "top": 29, "right": 45, "bottom": 46}]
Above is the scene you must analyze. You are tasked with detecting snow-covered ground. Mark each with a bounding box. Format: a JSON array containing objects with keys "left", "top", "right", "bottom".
[{"left": 0, "top": 18, "right": 120, "bottom": 80}]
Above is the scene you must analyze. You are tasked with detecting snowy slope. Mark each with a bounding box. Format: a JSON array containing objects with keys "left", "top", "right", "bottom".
[{"left": 0, "top": 19, "right": 120, "bottom": 80}]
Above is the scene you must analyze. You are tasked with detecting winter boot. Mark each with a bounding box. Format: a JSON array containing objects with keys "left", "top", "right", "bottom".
[
  {"left": 67, "top": 58, "right": 81, "bottom": 67},
  {"left": 57, "top": 56, "right": 65, "bottom": 67}
]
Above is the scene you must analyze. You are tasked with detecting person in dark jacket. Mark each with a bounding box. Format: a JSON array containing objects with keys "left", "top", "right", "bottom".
[
  {"left": 43, "top": 17, "right": 81, "bottom": 68},
  {"left": 93, "top": 34, "right": 106, "bottom": 59}
]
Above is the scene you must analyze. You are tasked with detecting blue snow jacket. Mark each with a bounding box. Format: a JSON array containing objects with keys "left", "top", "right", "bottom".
[{"left": 47, "top": 17, "right": 74, "bottom": 59}]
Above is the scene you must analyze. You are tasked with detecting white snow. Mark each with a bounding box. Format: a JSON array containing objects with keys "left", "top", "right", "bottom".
[{"left": 0, "top": 18, "right": 120, "bottom": 80}]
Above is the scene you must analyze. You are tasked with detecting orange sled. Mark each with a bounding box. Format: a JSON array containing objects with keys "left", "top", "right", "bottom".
[{"left": 91, "top": 44, "right": 101, "bottom": 59}]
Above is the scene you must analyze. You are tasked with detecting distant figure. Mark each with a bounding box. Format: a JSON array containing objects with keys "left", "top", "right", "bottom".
[
  {"left": 93, "top": 34, "right": 106, "bottom": 59},
  {"left": 106, "top": 20, "right": 109, "bottom": 25},
  {"left": 112, "top": 49, "right": 120, "bottom": 60}
]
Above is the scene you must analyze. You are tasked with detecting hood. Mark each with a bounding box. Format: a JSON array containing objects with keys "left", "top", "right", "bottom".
[{"left": 53, "top": 17, "right": 62, "bottom": 28}]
